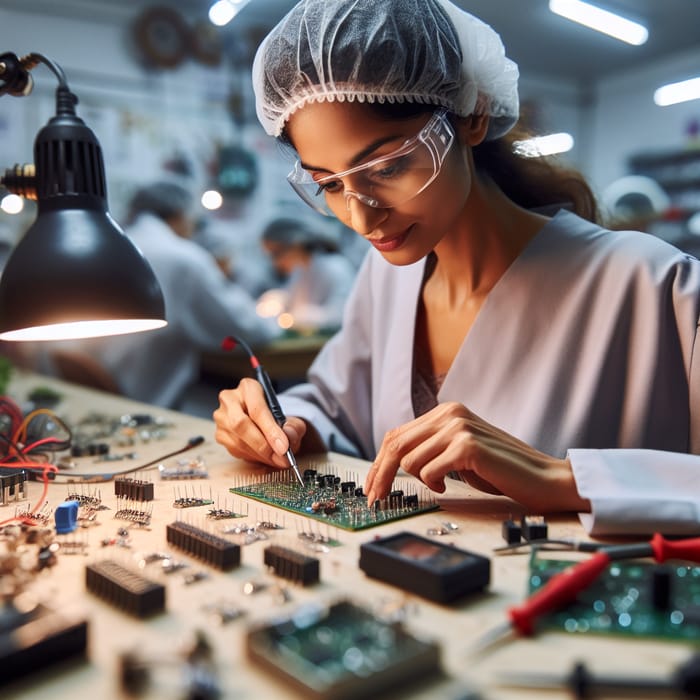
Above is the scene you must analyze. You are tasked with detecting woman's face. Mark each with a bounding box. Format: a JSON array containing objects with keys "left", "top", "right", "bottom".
[{"left": 285, "top": 101, "right": 475, "bottom": 266}]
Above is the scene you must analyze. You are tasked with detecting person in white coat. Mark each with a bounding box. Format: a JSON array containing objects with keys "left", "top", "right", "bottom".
[
  {"left": 213, "top": 0, "right": 700, "bottom": 535},
  {"left": 81, "top": 181, "right": 281, "bottom": 410},
  {"left": 259, "top": 217, "right": 357, "bottom": 333}
]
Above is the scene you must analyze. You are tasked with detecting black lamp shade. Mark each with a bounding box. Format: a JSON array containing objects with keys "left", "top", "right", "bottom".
[
  {"left": 0, "top": 82, "right": 166, "bottom": 341},
  {"left": 0, "top": 207, "right": 166, "bottom": 340}
]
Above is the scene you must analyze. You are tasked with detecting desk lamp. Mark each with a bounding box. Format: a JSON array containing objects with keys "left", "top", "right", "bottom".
[{"left": 0, "top": 52, "right": 166, "bottom": 341}]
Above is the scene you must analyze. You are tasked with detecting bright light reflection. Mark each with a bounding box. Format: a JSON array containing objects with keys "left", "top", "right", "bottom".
[
  {"left": 1, "top": 193, "right": 24, "bottom": 214},
  {"left": 654, "top": 77, "right": 700, "bottom": 106},
  {"left": 201, "top": 189, "right": 223, "bottom": 210},
  {"left": 549, "top": 0, "right": 648, "bottom": 45},
  {"left": 277, "top": 312, "right": 294, "bottom": 330},
  {"left": 0, "top": 319, "right": 167, "bottom": 342},
  {"left": 513, "top": 132, "right": 575, "bottom": 158}
]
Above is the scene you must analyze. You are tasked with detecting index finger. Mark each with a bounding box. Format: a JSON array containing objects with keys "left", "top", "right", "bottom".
[{"left": 240, "top": 379, "right": 292, "bottom": 457}]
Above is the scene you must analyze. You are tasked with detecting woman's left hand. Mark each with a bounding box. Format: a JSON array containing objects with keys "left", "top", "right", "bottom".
[{"left": 363, "top": 402, "right": 590, "bottom": 513}]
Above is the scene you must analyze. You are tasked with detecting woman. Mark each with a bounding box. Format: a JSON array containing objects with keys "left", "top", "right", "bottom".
[{"left": 214, "top": 0, "right": 700, "bottom": 535}]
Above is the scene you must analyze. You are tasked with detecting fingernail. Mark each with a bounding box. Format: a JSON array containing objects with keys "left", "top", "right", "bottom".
[{"left": 273, "top": 438, "right": 286, "bottom": 455}]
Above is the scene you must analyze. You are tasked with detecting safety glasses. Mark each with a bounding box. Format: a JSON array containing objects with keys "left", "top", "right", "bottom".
[{"left": 287, "top": 109, "right": 454, "bottom": 217}]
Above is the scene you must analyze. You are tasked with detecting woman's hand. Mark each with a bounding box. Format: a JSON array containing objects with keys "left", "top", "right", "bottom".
[
  {"left": 213, "top": 378, "right": 308, "bottom": 469},
  {"left": 364, "top": 402, "right": 590, "bottom": 513}
]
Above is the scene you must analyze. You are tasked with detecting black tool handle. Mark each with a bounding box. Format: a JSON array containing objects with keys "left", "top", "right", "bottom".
[{"left": 255, "top": 366, "right": 286, "bottom": 427}]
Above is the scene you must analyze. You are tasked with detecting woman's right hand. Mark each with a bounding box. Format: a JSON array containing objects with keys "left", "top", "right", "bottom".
[{"left": 213, "top": 378, "right": 307, "bottom": 469}]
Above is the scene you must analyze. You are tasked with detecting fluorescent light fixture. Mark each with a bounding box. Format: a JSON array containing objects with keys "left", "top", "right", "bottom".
[
  {"left": 513, "top": 132, "right": 575, "bottom": 158},
  {"left": 209, "top": 0, "right": 249, "bottom": 26},
  {"left": 549, "top": 0, "right": 648, "bottom": 45},
  {"left": 654, "top": 76, "right": 700, "bottom": 106}
]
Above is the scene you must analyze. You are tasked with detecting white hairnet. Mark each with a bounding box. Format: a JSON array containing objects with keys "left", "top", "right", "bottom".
[{"left": 252, "top": 0, "right": 519, "bottom": 141}]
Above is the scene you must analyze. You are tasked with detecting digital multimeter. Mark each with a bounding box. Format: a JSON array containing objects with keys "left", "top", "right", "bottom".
[{"left": 359, "top": 531, "right": 490, "bottom": 603}]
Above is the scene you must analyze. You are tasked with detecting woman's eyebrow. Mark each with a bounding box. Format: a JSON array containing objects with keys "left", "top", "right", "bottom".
[{"left": 300, "top": 133, "right": 406, "bottom": 173}]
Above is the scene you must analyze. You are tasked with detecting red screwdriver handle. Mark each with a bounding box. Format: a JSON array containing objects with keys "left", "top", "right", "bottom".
[
  {"left": 508, "top": 551, "right": 612, "bottom": 636},
  {"left": 650, "top": 533, "right": 700, "bottom": 564}
]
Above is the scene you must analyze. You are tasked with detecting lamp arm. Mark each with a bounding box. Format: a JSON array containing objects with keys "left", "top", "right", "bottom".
[{"left": 0, "top": 51, "right": 68, "bottom": 97}]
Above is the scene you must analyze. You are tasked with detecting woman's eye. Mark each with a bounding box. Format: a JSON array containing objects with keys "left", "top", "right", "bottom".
[
  {"left": 315, "top": 179, "right": 343, "bottom": 195},
  {"left": 371, "top": 158, "right": 409, "bottom": 181}
]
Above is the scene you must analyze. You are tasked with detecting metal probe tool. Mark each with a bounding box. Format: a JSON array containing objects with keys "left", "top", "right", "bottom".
[
  {"left": 222, "top": 335, "right": 304, "bottom": 487},
  {"left": 473, "top": 532, "right": 700, "bottom": 653}
]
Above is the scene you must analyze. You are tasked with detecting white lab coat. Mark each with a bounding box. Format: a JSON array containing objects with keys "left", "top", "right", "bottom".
[
  {"left": 279, "top": 210, "right": 700, "bottom": 534},
  {"left": 81, "top": 214, "right": 281, "bottom": 408}
]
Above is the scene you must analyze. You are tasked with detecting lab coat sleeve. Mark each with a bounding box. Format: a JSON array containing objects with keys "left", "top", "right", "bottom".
[
  {"left": 569, "top": 449, "right": 700, "bottom": 535},
  {"left": 173, "top": 243, "right": 280, "bottom": 348},
  {"left": 279, "top": 255, "right": 375, "bottom": 459}
]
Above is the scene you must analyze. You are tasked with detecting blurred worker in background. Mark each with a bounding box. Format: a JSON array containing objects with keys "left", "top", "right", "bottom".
[
  {"left": 47, "top": 181, "right": 281, "bottom": 413},
  {"left": 257, "top": 217, "right": 357, "bottom": 333}
]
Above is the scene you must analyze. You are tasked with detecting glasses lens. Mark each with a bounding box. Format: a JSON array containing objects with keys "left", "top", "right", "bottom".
[{"left": 287, "top": 110, "right": 454, "bottom": 217}]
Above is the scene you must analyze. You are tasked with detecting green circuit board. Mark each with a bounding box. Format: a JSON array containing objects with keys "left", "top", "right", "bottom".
[
  {"left": 529, "top": 551, "right": 700, "bottom": 641},
  {"left": 230, "top": 467, "right": 439, "bottom": 531}
]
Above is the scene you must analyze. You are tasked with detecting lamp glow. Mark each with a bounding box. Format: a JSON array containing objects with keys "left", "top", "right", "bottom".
[
  {"left": 654, "top": 76, "right": 700, "bottom": 106},
  {"left": 513, "top": 132, "right": 575, "bottom": 158},
  {"left": 209, "top": 1, "right": 236, "bottom": 26},
  {"left": 549, "top": 0, "right": 648, "bottom": 45}
]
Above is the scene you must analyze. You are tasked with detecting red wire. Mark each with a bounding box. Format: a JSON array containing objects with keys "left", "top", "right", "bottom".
[{"left": 0, "top": 460, "right": 57, "bottom": 526}]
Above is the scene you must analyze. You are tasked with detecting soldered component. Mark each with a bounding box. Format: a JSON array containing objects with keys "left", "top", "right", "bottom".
[
  {"left": 115, "top": 476, "right": 154, "bottom": 502},
  {"left": 502, "top": 518, "right": 522, "bottom": 545},
  {"left": 246, "top": 600, "right": 441, "bottom": 698},
  {"left": 85, "top": 559, "right": 166, "bottom": 618},
  {"left": 263, "top": 544, "right": 320, "bottom": 586},
  {"left": 230, "top": 466, "right": 438, "bottom": 531},
  {"left": 0, "top": 468, "right": 27, "bottom": 506},
  {"left": 158, "top": 456, "right": 208, "bottom": 480},
  {"left": 55, "top": 500, "right": 79, "bottom": 534},
  {"left": 173, "top": 484, "right": 213, "bottom": 509},
  {"left": 114, "top": 499, "right": 153, "bottom": 527},
  {"left": 166, "top": 520, "right": 241, "bottom": 571},
  {"left": 521, "top": 515, "right": 548, "bottom": 541}
]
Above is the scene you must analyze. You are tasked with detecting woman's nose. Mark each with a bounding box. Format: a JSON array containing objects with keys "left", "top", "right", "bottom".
[{"left": 344, "top": 193, "right": 387, "bottom": 235}]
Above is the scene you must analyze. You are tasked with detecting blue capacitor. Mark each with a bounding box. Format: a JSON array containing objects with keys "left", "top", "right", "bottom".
[{"left": 55, "top": 499, "right": 80, "bottom": 534}]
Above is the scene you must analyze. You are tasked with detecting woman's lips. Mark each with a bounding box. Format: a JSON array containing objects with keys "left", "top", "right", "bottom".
[{"left": 369, "top": 230, "right": 409, "bottom": 252}]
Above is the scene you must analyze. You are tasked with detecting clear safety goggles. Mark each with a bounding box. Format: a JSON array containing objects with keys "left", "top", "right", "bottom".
[{"left": 287, "top": 109, "right": 455, "bottom": 218}]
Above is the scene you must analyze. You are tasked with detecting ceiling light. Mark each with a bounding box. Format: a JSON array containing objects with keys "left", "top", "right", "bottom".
[
  {"left": 209, "top": 0, "right": 250, "bottom": 27},
  {"left": 549, "top": 0, "right": 648, "bottom": 46},
  {"left": 513, "top": 132, "right": 575, "bottom": 158},
  {"left": 654, "top": 76, "right": 700, "bottom": 106}
]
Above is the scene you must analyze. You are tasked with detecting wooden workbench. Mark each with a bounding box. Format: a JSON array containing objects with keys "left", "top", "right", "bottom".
[{"left": 1, "top": 369, "right": 694, "bottom": 699}]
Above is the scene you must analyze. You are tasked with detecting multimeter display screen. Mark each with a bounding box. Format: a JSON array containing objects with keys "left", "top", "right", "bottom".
[{"left": 384, "top": 534, "right": 471, "bottom": 569}]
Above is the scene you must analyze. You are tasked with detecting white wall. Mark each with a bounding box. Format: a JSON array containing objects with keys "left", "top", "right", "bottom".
[
  {"left": 588, "top": 45, "right": 700, "bottom": 194},
  {"left": 2, "top": 1, "right": 700, "bottom": 246}
]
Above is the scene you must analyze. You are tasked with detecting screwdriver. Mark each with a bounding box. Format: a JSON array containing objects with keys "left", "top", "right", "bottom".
[
  {"left": 474, "top": 532, "right": 700, "bottom": 652},
  {"left": 498, "top": 654, "right": 700, "bottom": 698}
]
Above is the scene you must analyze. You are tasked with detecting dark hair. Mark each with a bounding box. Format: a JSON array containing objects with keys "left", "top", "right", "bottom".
[
  {"left": 262, "top": 217, "right": 339, "bottom": 254},
  {"left": 127, "top": 182, "right": 193, "bottom": 225},
  {"left": 280, "top": 101, "right": 599, "bottom": 223}
]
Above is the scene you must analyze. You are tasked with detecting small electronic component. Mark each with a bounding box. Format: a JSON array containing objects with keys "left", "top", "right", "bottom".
[
  {"left": 263, "top": 544, "right": 320, "bottom": 586},
  {"left": 521, "top": 515, "right": 548, "bottom": 541},
  {"left": 0, "top": 468, "right": 28, "bottom": 506},
  {"left": 54, "top": 499, "right": 80, "bottom": 534},
  {"left": 85, "top": 559, "right": 166, "bottom": 618},
  {"left": 166, "top": 520, "right": 241, "bottom": 571},
  {"left": 115, "top": 476, "right": 154, "bottom": 502},
  {"left": 0, "top": 604, "right": 88, "bottom": 687},
  {"left": 246, "top": 600, "right": 441, "bottom": 699},
  {"left": 501, "top": 518, "right": 522, "bottom": 545},
  {"left": 359, "top": 531, "right": 491, "bottom": 604}
]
